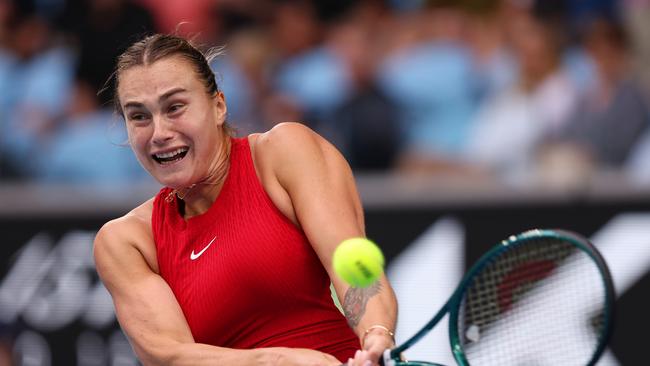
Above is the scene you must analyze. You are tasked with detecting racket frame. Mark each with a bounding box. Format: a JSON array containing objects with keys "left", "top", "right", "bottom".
[{"left": 387, "top": 229, "right": 616, "bottom": 366}]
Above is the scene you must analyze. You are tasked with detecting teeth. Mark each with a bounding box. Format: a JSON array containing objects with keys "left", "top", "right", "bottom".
[{"left": 155, "top": 148, "right": 187, "bottom": 159}]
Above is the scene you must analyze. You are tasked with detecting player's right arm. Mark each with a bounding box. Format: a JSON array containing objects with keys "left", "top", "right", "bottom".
[{"left": 93, "top": 206, "right": 341, "bottom": 366}]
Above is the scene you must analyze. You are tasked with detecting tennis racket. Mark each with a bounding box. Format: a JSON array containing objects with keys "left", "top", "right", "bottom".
[{"left": 378, "top": 229, "right": 615, "bottom": 366}]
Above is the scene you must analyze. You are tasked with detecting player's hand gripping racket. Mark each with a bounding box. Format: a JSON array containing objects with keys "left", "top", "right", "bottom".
[{"left": 379, "top": 229, "right": 615, "bottom": 366}]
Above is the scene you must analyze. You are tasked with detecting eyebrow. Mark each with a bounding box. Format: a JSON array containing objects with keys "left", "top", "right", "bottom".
[{"left": 123, "top": 87, "right": 188, "bottom": 110}]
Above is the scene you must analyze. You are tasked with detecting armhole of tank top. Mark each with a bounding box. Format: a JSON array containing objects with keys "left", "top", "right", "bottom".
[
  {"left": 150, "top": 188, "right": 170, "bottom": 250},
  {"left": 243, "top": 135, "right": 263, "bottom": 183},
  {"left": 243, "top": 134, "right": 303, "bottom": 231}
]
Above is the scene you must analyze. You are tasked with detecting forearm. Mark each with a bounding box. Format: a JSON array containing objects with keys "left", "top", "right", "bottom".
[
  {"left": 341, "top": 275, "right": 398, "bottom": 345},
  {"left": 138, "top": 342, "right": 273, "bottom": 366},
  {"left": 139, "top": 341, "right": 340, "bottom": 366}
]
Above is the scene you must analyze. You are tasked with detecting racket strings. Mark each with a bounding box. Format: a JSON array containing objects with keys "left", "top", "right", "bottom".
[
  {"left": 463, "top": 240, "right": 572, "bottom": 328},
  {"left": 458, "top": 238, "right": 608, "bottom": 365}
]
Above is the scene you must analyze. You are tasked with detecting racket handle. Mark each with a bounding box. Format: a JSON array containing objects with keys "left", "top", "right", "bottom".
[
  {"left": 340, "top": 349, "right": 395, "bottom": 366},
  {"left": 380, "top": 349, "right": 395, "bottom": 366},
  {"left": 381, "top": 349, "right": 448, "bottom": 365}
]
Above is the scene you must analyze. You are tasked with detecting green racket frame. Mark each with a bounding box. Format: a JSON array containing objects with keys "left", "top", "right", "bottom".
[{"left": 381, "top": 229, "right": 616, "bottom": 366}]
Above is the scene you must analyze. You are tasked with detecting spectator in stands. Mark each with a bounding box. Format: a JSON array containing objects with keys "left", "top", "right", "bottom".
[
  {"left": 15, "top": 0, "right": 157, "bottom": 183},
  {"left": 137, "top": 0, "right": 219, "bottom": 43},
  {"left": 270, "top": 0, "right": 351, "bottom": 130},
  {"left": 462, "top": 0, "right": 516, "bottom": 103},
  {"left": 622, "top": 0, "right": 650, "bottom": 91},
  {"left": 327, "top": 0, "right": 401, "bottom": 171},
  {"left": 376, "top": 0, "right": 479, "bottom": 173},
  {"left": 463, "top": 0, "right": 579, "bottom": 184},
  {"left": 57, "top": 0, "right": 155, "bottom": 108},
  {"left": 539, "top": 15, "right": 649, "bottom": 179},
  {"left": 0, "top": 0, "right": 75, "bottom": 179},
  {"left": 210, "top": 27, "right": 278, "bottom": 135}
]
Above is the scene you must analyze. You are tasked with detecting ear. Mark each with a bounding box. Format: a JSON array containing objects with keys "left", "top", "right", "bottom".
[{"left": 213, "top": 91, "right": 227, "bottom": 126}]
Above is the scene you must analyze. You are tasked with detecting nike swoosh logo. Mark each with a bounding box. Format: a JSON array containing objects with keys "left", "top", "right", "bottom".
[{"left": 190, "top": 236, "right": 216, "bottom": 260}]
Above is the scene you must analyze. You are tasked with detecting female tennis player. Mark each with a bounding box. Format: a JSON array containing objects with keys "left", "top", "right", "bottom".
[{"left": 93, "top": 34, "right": 397, "bottom": 366}]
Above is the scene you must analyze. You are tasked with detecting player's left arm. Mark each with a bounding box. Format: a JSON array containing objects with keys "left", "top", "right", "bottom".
[{"left": 257, "top": 122, "right": 398, "bottom": 364}]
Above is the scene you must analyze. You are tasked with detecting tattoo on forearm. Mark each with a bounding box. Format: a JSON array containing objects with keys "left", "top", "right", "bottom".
[{"left": 343, "top": 281, "right": 382, "bottom": 328}]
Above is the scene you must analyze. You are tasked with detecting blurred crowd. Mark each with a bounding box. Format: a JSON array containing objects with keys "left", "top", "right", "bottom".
[{"left": 1, "top": 0, "right": 650, "bottom": 187}]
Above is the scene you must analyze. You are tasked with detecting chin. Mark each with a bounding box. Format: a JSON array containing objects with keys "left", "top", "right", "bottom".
[
  {"left": 161, "top": 178, "right": 195, "bottom": 190},
  {"left": 151, "top": 170, "right": 195, "bottom": 189}
]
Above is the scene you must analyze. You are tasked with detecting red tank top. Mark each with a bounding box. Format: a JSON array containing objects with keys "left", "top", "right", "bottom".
[{"left": 151, "top": 137, "right": 359, "bottom": 361}]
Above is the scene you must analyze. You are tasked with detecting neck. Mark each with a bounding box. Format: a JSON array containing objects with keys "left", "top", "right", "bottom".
[{"left": 175, "top": 136, "right": 232, "bottom": 218}]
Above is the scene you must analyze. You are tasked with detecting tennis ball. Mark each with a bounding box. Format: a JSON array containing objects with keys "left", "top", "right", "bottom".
[{"left": 333, "top": 238, "right": 385, "bottom": 288}]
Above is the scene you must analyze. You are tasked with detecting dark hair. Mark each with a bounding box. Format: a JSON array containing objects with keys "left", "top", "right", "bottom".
[
  {"left": 113, "top": 34, "right": 227, "bottom": 121},
  {"left": 584, "top": 16, "right": 629, "bottom": 51}
]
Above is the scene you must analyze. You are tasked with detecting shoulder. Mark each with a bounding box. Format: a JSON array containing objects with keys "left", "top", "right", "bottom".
[
  {"left": 94, "top": 199, "right": 157, "bottom": 272},
  {"left": 96, "top": 199, "right": 153, "bottom": 242},
  {"left": 250, "top": 122, "right": 352, "bottom": 191},
  {"left": 255, "top": 122, "right": 323, "bottom": 148},
  {"left": 252, "top": 122, "right": 340, "bottom": 166}
]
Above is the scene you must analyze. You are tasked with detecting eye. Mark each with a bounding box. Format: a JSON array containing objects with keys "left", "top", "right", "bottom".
[
  {"left": 168, "top": 103, "right": 185, "bottom": 115},
  {"left": 128, "top": 112, "right": 150, "bottom": 122}
]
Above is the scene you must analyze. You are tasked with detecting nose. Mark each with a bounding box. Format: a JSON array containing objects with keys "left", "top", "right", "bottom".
[{"left": 151, "top": 116, "right": 174, "bottom": 145}]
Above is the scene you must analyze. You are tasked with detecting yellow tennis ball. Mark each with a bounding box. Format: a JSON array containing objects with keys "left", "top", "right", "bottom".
[{"left": 333, "top": 238, "right": 385, "bottom": 288}]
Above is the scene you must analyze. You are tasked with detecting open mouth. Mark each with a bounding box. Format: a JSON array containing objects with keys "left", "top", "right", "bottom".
[{"left": 152, "top": 147, "right": 189, "bottom": 165}]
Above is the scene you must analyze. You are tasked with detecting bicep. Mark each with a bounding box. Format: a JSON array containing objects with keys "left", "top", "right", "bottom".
[
  {"left": 94, "top": 225, "right": 193, "bottom": 362},
  {"left": 269, "top": 124, "right": 365, "bottom": 277}
]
